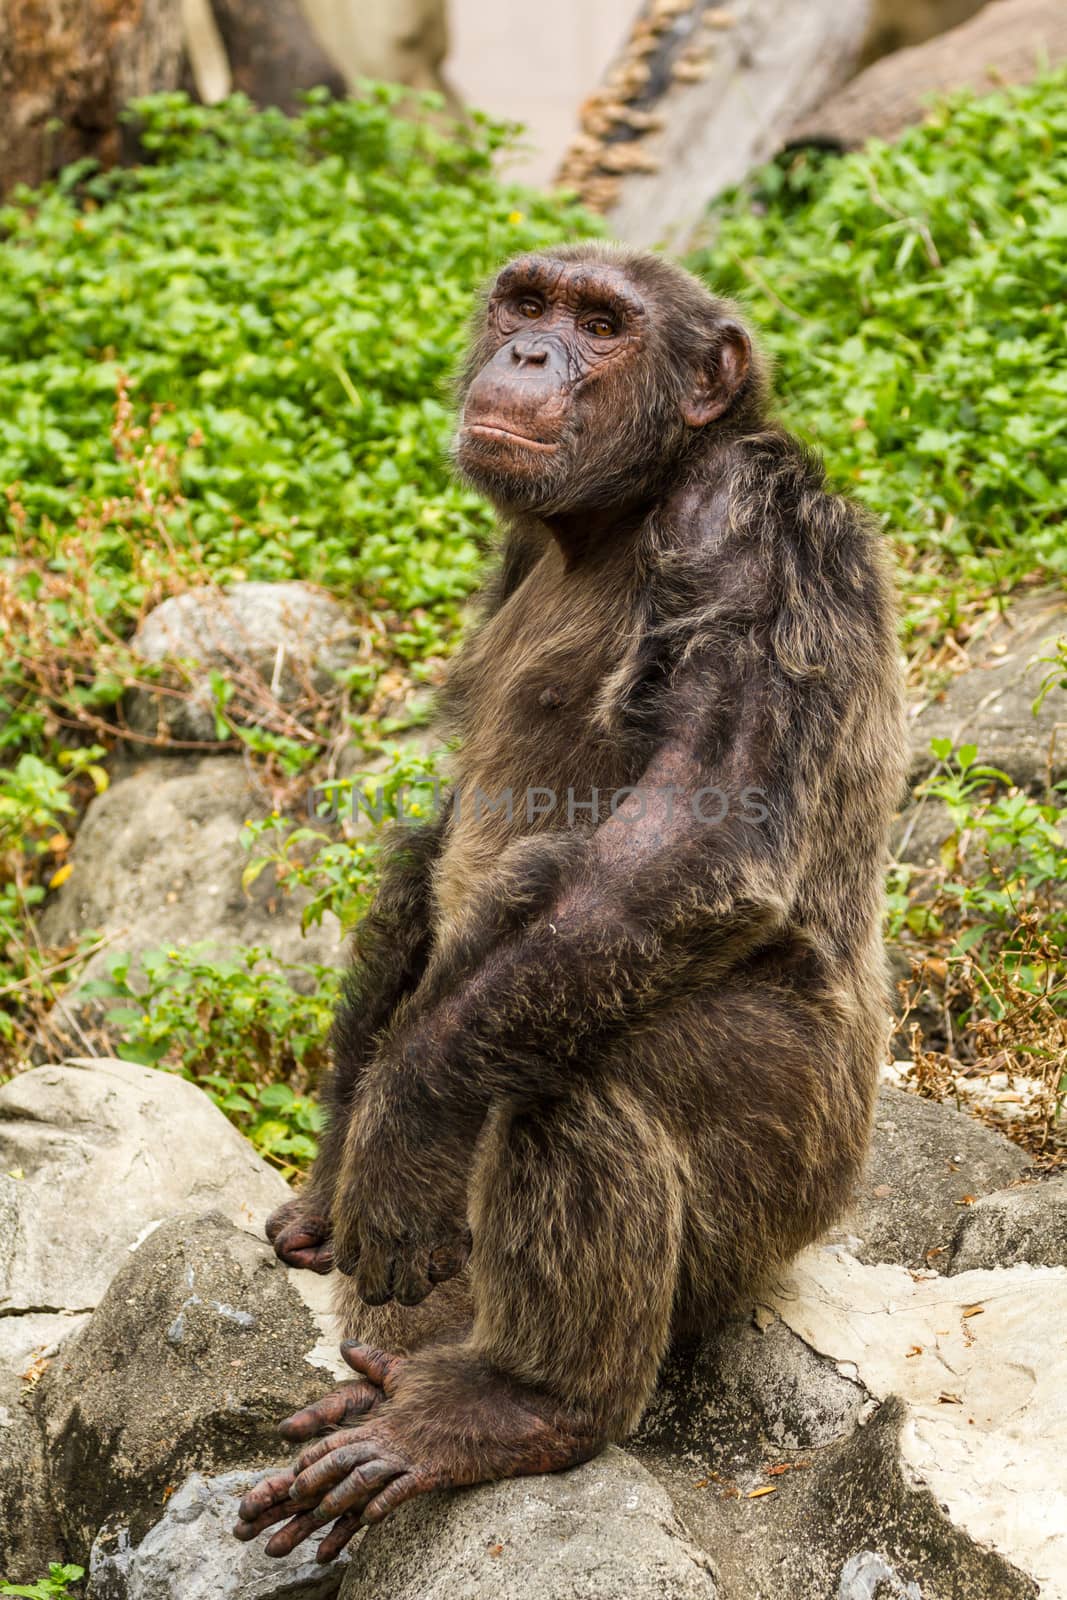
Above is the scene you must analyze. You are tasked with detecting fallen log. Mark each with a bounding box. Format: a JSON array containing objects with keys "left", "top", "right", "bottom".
[{"left": 556, "top": 0, "right": 874, "bottom": 250}]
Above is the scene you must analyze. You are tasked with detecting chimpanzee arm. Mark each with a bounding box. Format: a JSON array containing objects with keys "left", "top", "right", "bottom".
[{"left": 266, "top": 810, "right": 447, "bottom": 1269}]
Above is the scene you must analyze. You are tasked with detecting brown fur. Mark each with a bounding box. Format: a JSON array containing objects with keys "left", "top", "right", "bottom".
[{"left": 253, "top": 244, "right": 906, "bottom": 1550}]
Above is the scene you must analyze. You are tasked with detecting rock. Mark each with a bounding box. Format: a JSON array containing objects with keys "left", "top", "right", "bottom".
[
  {"left": 39, "top": 1211, "right": 340, "bottom": 1557},
  {"left": 125, "top": 582, "right": 360, "bottom": 745},
  {"left": 766, "top": 1248, "right": 1060, "bottom": 1597},
  {"left": 789, "top": 0, "right": 1067, "bottom": 150},
  {"left": 87, "top": 1468, "right": 351, "bottom": 1600},
  {"left": 907, "top": 592, "right": 1065, "bottom": 793},
  {"left": 0, "top": 1315, "right": 71, "bottom": 1582},
  {"left": 949, "top": 1175, "right": 1067, "bottom": 1274},
  {"left": 339, "top": 1444, "right": 719, "bottom": 1600},
  {"left": 635, "top": 1314, "right": 874, "bottom": 1472},
  {"left": 0, "top": 1057, "right": 289, "bottom": 1315},
  {"left": 634, "top": 1246, "right": 1058, "bottom": 1599},
  {"left": 828, "top": 1085, "right": 1028, "bottom": 1270},
  {"left": 889, "top": 796, "right": 956, "bottom": 869},
  {"left": 36, "top": 754, "right": 340, "bottom": 1032}
]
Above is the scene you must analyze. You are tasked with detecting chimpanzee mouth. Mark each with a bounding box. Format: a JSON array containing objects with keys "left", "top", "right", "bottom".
[{"left": 463, "top": 423, "right": 560, "bottom": 453}]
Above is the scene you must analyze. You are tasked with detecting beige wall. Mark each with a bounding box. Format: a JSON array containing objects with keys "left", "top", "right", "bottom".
[{"left": 446, "top": 0, "right": 636, "bottom": 186}]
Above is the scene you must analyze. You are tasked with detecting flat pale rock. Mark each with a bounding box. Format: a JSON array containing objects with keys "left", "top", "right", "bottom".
[
  {"left": 769, "top": 1247, "right": 1065, "bottom": 1598},
  {"left": 0, "top": 1057, "right": 289, "bottom": 1313},
  {"left": 634, "top": 1244, "right": 1055, "bottom": 1599}
]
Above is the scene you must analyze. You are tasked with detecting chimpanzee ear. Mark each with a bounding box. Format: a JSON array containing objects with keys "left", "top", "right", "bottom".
[{"left": 681, "top": 321, "right": 752, "bottom": 428}]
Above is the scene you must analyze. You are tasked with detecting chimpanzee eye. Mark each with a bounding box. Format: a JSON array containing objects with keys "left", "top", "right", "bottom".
[
  {"left": 517, "top": 297, "right": 543, "bottom": 319},
  {"left": 584, "top": 315, "right": 617, "bottom": 338}
]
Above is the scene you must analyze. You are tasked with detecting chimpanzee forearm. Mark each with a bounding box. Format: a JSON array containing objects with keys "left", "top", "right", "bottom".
[
  {"left": 354, "top": 708, "right": 828, "bottom": 1151},
  {"left": 301, "top": 809, "right": 450, "bottom": 1211}
]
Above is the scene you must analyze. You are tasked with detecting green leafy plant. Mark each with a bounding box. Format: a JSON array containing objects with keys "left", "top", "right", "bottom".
[
  {"left": 0, "top": 1566, "right": 84, "bottom": 1600},
  {"left": 893, "top": 740, "right": 1066, "bottom": 1145},
  {"left": 83, "top": 944, "right": 339, "bottom": 1173},
  {"left": 241, "top": 740, "right": 447, "bottom": 931},
  {"left": 691, "top": 68, "right": 1067, "bottom": 652}
]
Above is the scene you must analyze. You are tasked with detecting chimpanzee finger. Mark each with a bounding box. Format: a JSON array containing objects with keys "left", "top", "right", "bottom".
[
  {"left": 311, "top": 1456, "right": 401, "bottom": 1523},
  {"left": 279, "top": 1380, "right": 379, "bottom": 1442},
  {"left": 353, "top": 1244, "right": 394, "bottom": 1305},
  {"left": 285, "top": 1241, "right": 335, "bottom": 1274},
  {"left": 265, "top": 1199, "right": 301, "bottom": 1242},
  {"left": 264, "top": 1510, "right": 324, "bottom": 1558},
  {"left": 362, "top": 1470, "right": 424, "bottom": 1523},
  {"left": 390, "top": 1255, "right": 433, "bottom": 1307},
  {"left": 292, "top": 1427, "right": 368, "bottom": 1478},
  {"left": 232, "top": 1497, "right": 299, "bottom": 1542},
  {"left": 290, "top": 1439, "right": 382, "bottom": 1505},
  {"left": 339, "top": 1342, "right": 407, "bottom": 1395},
  {"left": 236, "top": 1468, "right": 297, "bottom": 1523},
  {"left": 315, "top": 1509, "right": 364, "bottom": 1563}
]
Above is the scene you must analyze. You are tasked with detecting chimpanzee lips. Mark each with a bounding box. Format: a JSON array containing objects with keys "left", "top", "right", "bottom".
[{"left": 462, "top": 421, "right": 560, "bottom": 453}]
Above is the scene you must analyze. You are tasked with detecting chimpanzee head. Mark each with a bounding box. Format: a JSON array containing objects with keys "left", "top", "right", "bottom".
[{"left": 453, "top": 243, "right": 765, "bottom": 515}]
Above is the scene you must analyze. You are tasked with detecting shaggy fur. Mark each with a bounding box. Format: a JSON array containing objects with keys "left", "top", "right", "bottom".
[{"left": 243, "top": 244, "right": 906, "bottom": 1559}]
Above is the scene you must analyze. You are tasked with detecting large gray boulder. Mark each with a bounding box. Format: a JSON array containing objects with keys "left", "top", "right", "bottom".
[
  {"left": 0, "top": 1314, "right": 70, "bottom": 1583},
  {"left": 0, "top": 1059, "right": 296, "bottom": 1585},
  {"left": 0, "top": 1057, "right": 289, "bottom": 1315},
  {"left": 340, "top": 1445, "right": 719, "bottom": 1600},
  {"left": 907, "top": 591, "right": 1064, "bottom": 793},
  {"left": 949, "top": 1175, "right": 1067, "bottom": 1275},
  {"left": 38, "top": 1211, "right": 340, "bottom": 1558},
  {"left": 829, "top": 1085, "right": 1028, "bottom": 1270},
  {"left": 36, "top": 755, "right": 341, "bottom": 1038},
  {"left": 125, "top": 582, "right": 360, "bottom": 744},
  {"left": 87, "top": 1469, "right": 350, "bottom": 1600}
]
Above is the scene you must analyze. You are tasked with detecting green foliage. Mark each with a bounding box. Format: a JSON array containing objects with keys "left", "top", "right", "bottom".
[
  {"left": 905, "top": 741, "right": 1065, "bottom": 962},
  {"left": 891, "top": 740, "right": 1065, "bottom": 1125},
  {"left": 0, "top": 750, "right": 106, "bottom": 1043},
  {"left": 83, "top": 943, "right": 338, "bottom": 1173},
  {"left": 690, "top": 69, "right": 1067, "bottom": 639},
  {"left": 0, "top": 1566, "right": 84, "bottom": 1600},
  {"left": 0, "top": 89, "right": 597, "bottom": 641},
  {"left": 241, "top": 740, "right": 447, "bottom": 932}
]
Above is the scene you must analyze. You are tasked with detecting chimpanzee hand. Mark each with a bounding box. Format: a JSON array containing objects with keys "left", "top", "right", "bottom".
[
  {"left": 330, "top": 1122, "right": 472, "bottom": 1308},
  {"left": 266, "top": 1196, "right": 334, "bottom": 1275}
]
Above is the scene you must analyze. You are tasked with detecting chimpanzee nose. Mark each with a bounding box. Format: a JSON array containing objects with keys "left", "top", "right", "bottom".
[{"left": 511, "top": 339, "right": 550, "bottom": 367}]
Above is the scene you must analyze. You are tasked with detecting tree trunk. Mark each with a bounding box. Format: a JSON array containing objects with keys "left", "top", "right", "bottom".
[
  {"left": 789, "top": 0, "right": 1067, "bottom": 150},
  {"left": 298, "top": 0, "right": 458, "bottom": 107},
  {"left": 0, "top": 0, "right": 185, "bottom": 195},
  {"left": 208, "top": 0, "right": 345, "bottom": 113},
  {"left": 556, "top": 0, "right": 874, "bottom": 250}
]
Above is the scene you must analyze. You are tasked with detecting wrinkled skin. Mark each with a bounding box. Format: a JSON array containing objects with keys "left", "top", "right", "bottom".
[{"left": 233, "top": 1342, "right": 599, "bottom": 1560}]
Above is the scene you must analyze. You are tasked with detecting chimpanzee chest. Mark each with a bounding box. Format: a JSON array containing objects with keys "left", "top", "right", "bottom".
[{"left": 431, "top": 542, "right": 647, "bottom": 922}]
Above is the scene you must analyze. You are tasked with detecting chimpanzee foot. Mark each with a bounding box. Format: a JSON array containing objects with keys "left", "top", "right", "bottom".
[
  {"left": 233, "top": 1342, "right": 603, "bottom": 1561},
  {"left": 266, "top": 1197, "right": 334, "bottom": 1274},
  {"left": 277, "top": 1339, "right": 392, "bottom": 1443}
]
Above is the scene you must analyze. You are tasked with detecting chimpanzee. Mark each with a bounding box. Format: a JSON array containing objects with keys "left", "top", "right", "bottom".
[{"left": 235, "top": 244, "right": 905, "bottom": 1561}]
